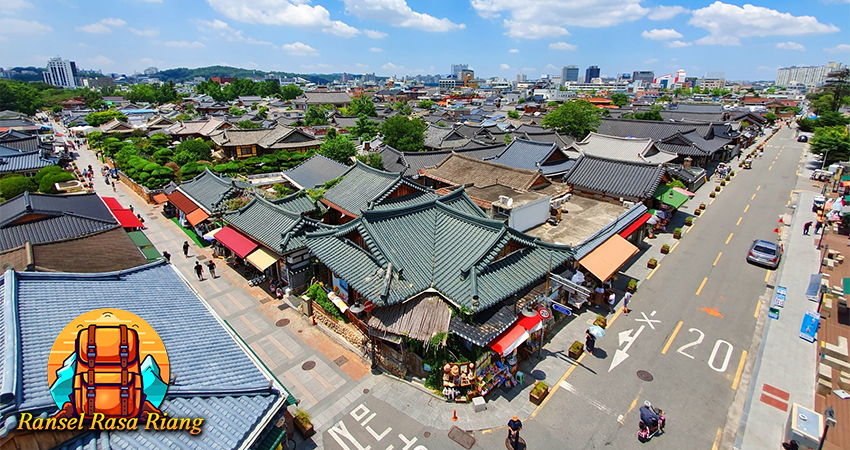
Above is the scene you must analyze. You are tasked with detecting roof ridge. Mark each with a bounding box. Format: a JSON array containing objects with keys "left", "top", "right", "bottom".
[
  {"left": 579, "top": 153, "right": 663, "bottom": 168},
  {"left": 14, "top": 259, "right": 168, "bottom": 280}
]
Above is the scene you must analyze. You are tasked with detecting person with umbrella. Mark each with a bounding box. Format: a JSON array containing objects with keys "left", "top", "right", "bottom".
[{"left": 586, "top": 328, "right": 597, "bottom": 353}]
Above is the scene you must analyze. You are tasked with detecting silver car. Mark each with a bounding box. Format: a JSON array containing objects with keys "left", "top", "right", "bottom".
[{"left": 747, "top": 239, "right": 782, "bottom": 269}]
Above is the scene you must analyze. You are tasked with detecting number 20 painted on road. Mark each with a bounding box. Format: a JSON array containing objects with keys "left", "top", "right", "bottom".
[{"left": 676, "top": 328, "right": 734, "bottom": 373}]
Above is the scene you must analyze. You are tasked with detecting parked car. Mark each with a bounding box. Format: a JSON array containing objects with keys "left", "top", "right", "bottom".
[
  {"left": 747, "top": 239, "right": 782, "bottom": 269},
  {"left": 797, "top": 135, "right": 808, "bottom": 142}
]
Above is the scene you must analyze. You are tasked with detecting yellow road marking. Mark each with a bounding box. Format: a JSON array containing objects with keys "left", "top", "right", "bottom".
[
  {"left": 754, "top": 300, "right": 761, "bottom": 318},
  {"left": 670, "top": 241, "right": 680, "bottom": 253},
  {"left": 744, "top": 204, "right": 750, "bottom": 213},
  {"left": 757, "top": 185, "right": 761, "bottom": 191},
  {"left": 608, "top": 304, "right": 624, "bottom": 327},
  {"left": 769, "top": 165, "right": 773, "bottom": 171},
  {"left": 765, "top": 270, "right": 771, "bottom": 282},
  {"left": 713, "top": 252, "right": 722, "bottom": 266},
  {"left": 726, "top": 232, "right": 734, "bottom": 244},
  {"left": 732, "top": 350, "right": 748, "bottom": 390},
  {"left": 619, "top": 392, "right": 642, "bottom": 425},
  {"left": 709, "top": 198, "right": 715, "bottom": 205},
  {"left": 736, "top": 217, "right": 742, "bottom": 226},
  {"left": 646, "top": 263, "right": 661, "bottom": 280},
  {"left": 531, "top": 347, "right": 586, "bottom": 417},
  {"left": 686, "top": 222, "right": 695, "bottom": 233},
  {"left": 751, "top": 193, "right": 756, "bottom": 200},
  {"left": 696, "top": 277, "right": 708, "bottom": 295},
  {"left": 711, "top": 427, "right": 723, "bottom": 450},
  {"left": 662, "top": 321, "right": 683, "bottom": 355}
]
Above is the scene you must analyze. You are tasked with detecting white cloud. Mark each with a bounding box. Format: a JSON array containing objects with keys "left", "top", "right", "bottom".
[
  {"left": 3, "top": 0, "right": 33, "bottom": 13},
  {"left": 246, "top": 61, "right": 259, "bottom": 68},
  {"left": 206, "top": 0, "right": 361, "bottom": 37},
  {"left": 369, "top": 47, "right": 383, "bottom": 52},
  {"left": 129, "top": 27, "right": 159, "bottom": 37},
  {"left": 500, "top": 63, "right": 511, "bottom": 69},
  {"left": 76, "top": 18, "right": 126, "bottom": 34},
  {"left": 665, "top": 40, "right": 692, "bottom": 48},
  {"left": 0, "top": 18, "right": 52, "bottom": 35},
  {"left": 471, "top": 0, "right": 648, "bottom": 39},
  {"left": 364, "top": 29, "right": 388, "bottom": 39},
  {"left": 342, "top": 0, "right": 464, "bottom": 32},
  {"left": 164, "top": 40, "right": 205, "bottom": 48},
  {"left": 195, "top": 19, "right": 273, "bottom": 45},
  {"left": 509, "top": 48, "right": 519, "bottom": 53},
  {"left": 825, "top": 44, "right": 850, "bottom": 54},
  {"left": 690, "top": 2, "right": 839, "bottom": 46},
  {"left": 757, "top": 65, "right": 779, "bottom": 71},
  {"left": 548, "top": 41, "right": 577, "bottom": 51},
  {"left": 647, "top": 5, "right": 689, "bottom": 20},
  {"left": 776, "top": 41, "right": 805, "bottom": 51},
  {"left": 643, "top": 58, "right": 659, "bottom": 64},
  {"left": 281, "top": 41, "right": 318, "bottom": 56},
  {"left": 641, "top": 28, "right": 683, "bottom": 40},
  {"left": 86, "top": 55, "right": 115, "bottom": 67}
]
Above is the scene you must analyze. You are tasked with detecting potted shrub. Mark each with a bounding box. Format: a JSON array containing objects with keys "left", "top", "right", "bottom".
[
  {"left": 731, "top": 171, "right": 736, "bottom": 177},
  {"left": 568, "top": 340, "right": 584, "bottom": 359},
  {"left": 293, "top": 408, "right": 315, "bottom": 438},
  {"left": 720, "top": 180, "right": 726, "bottom": 186},
  {"left": 694, "top": 209, "right": 702, "bottom": 216},
  {"left": 699, "top": 203, "right": 706, "bottom": 210},
  {"left": 647, "top": 258, "right": 658, "bottom": 269},
  {"left": 715, "top": 185, "right": 721, "bottom": 192},
  {"left": 530, "top": 381, "right": 549, "bottom": 405},
  {"left": 709, "top": 191, "right": 716, "bottom": 198},
  {"left": 660, "top": 243, "right": 670, "bottom": 254},
  {"left": 594, "top": 314, "right": 608, "bottom": 328},
  {"left": 673, "top": 228, "right": 683, "bottom": 239},
  {"left": 626, "top": 279, "right": 638, "bottom": 292},
  {"left": 738, "top": 163, "right": 743, "bottom": 168},
  {"left": 685, "top": 217, "right": 694, "bottom": 226}
]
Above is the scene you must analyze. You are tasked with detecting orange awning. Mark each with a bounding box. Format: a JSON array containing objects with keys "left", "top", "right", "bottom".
[
  {"left": 579, "top": 234, "right": 640, "bottom": 282},
  {"left": 152, "top": 193, "right": 168, "bottom": 204},
  {"left": 185, "top": 208, "right": 210, "bottom": 227}
]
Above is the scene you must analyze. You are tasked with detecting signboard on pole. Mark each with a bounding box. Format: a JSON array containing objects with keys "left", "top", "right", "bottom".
[{"left": 550, "top": 302, "right": 572, "bottom": 316}]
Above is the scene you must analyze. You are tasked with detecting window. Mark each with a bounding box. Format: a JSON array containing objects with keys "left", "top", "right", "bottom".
[{"left": 237, "top": 146, "right": 254, "bottom": 157}]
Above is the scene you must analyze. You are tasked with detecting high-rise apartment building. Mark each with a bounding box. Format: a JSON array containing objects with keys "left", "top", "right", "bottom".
[
  {"left": 42, "top": 56, "right": 78, "bottom": 88},
  {"left": 563, "top": 65, "right": 579, "bottom": 83},
  {"left": 585, "top": 66, "right": 600, "bottom": 83},
  {"left": 451, "top": 64, "right": 468, "bottom": 78},
  {"left": 776, "top": 62, "right": 847, "bottom": 88},
  {"left": 632, "top": 70, "right": 654, "bottom": 85}
]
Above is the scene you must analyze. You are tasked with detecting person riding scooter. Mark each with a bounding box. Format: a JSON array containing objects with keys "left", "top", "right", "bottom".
[{"left": 638, "top": 401, "right": 665, "bottom": 442}]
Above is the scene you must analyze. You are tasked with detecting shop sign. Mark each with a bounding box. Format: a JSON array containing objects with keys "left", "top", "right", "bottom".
[
  {"left": 550, "top": 302, "right": 572, "bottom": 316},
  {"left": 771, "top": 286, "right": 786, "bottom": 308}
]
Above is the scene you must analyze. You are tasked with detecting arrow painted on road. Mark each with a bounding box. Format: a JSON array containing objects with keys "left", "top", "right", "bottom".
[{"left": 609, "top": 325, "right": 645, "bottom": 372}]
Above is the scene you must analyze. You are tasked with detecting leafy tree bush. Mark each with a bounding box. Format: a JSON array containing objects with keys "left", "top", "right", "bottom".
[
  {"left": 38, "top": 169, "right": 75, "bottom": 193},
  {"left": 280, "top": 84, "right": 303, "bottom": 101},
  {"left": 305, "top": 105, "right": 330, "bottom": 126},
  {"left": 84, "top": 110, "right": 128, "bottom": 127},
  {"left": 810, "top": 126, "right": 850, "bottom": 167},
  {"left": 418, "top": 99, "right": 435, "bottom": 110},
  {"left": 0, "top": 175, "right": 37, "bottom": 199},
  {"left": 347, "top": 96, "right": 377, "bottom": 117},
  {"left": 306, "top": 283, "right": 345, "bottom": 321},
  {"left": 507, "top": 110, "right": 520, "bottom": 119},
  {"left": 152, "top": 148, "right": 174, "bottom": 165},
  {"left": 610, "top": 93, "right": 629, "bottom": 107},
  {"left": 541, "top": 100, "right": 602, "bottom": 139},
  {"left": 237, "top": 120, "right": 260, "bottom": 129},
  {"left": 319, "top": 135, "right": 356, "bottom": 164},
  {"left": 349, "top": 115, "right": 379, "bottom": 140},
  {"left": 174, "top": 139, "right": 212, "bottom": 162},
  {"left": 379, "top": 115, "right": 426, "bottom": 152}
]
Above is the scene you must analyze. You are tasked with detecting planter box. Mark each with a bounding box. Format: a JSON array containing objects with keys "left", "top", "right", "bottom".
[
  {"left": 568, "top": 347, "right": 583, "bottom": 360},
  {"left": 294, "top": 417, "right": 315, "bottom": 438},
  {"left": 647, "top": 260, "right": 657, "bottom": 269},
  {"left": 660, "top": 246, "right": 670, "bottom": 254},
  {"left": 673, "top": 233, "right": 682, "bottom": 239},
  {"left": 529, "top": 385, "right": 549, "bottom": 405},
  {"left": 694, "top": 209, "right": 701, "bottom": 216}
]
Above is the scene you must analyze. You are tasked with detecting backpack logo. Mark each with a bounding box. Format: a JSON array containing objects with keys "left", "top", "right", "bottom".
[{"left": 47, "top": 309, "right": 169, "bottom": 422}]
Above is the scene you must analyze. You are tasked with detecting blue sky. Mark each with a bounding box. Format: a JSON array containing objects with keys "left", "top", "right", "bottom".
[{"left": 0, "top": 0, "right": 847, "bottom": 81}]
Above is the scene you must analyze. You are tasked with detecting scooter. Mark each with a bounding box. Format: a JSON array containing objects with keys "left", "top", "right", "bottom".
[{"left": 638, "top": 404, "right": 666, "bottom": 443}]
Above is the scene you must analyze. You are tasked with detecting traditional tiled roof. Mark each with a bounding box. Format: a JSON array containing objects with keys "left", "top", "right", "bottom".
[
  {"left": 562, "top": 154, "right": 666, "bottom": 200},
  {"left": 177, "top": 168, "right": 244, "bottom": 214},
  {"left": 376, "top": 144, "right": 505, "bottom": 178},
  {"left": 282, "top": 154, "right": 349, "bottom": 190},
  {"left": 421, "top": 153, "right": 550, "bottom": 191},
  {"left": 0, "top": 132, "right": 40, "bottom": 152},
  {"left": 424, "top": 125, "right": 469, "bottom": 150},
  {"left": 572, "top": 202, "right": 649, "bottom": 260},
  {"left": 0, "top": 150, "right": 57, "bottom": 174},
  {"left": 169, "top": 117, "right": 227, "bottom": 136},
  {"left": 99, "top": 118, "right": 134, "bottom": 133},
  {"left": 322, "top": 161, "right": 432, "bottom": 215},
  {"left": 0, "top": 262, "right": 286, "bottom": 449},
  {"left": 486, "top": 138, "right": 574, "bottom": 176},
  {"left": 305, "top": 189, "right": 574, "bottom": 313},
  {"left": 272, "top": 192, "right": 320, "bottom": 215},
  {"left": 223, "top": 195, "right": 328, "bottom": 255},
  {"left": 597, "top": 117, "right": 714, "bottom": 142},
  {"left": 572, "top": 132, "right": 676, "bottom": 164}
]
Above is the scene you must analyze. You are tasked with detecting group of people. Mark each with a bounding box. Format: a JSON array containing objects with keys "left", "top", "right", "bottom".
[{"left": 163, "top": 241, "right": 217, "bottom": 281}]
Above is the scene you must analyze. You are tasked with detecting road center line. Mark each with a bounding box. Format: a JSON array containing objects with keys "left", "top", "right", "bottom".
[
  {"left": 754, "top": 300, "right": 761, "bottom": 318},
  {"left": 757, "top": 185, "right": 761, "bottom": 191},
  {"left": 713, "top": 252, "right": 722, "bottom": 266},
  {"left": 732, "top": 350, "right": 748, "bottom": 390},
  {"left": 751, "top": 193, "right": 756, "bottom": 200},
  {"left": 769, "top": 165, "right": 773, "bottom": 171},
  {"left": 736, "top": 217, "right": 742, "bottom": 226},
  {"left": 726, "top": 232, "right": 734, "bottom": 244},
  {"left": 696, "top": 277, "right": 708, "bottom": 295},
  {"left": 646, "top": 263, "right": 661, "bottom": 280},
  {"left": 743, "top": 204, "right": 750, "bottom": 213},
  {"left": 661, "top": 321, "right": 683, "bottom": 355}
]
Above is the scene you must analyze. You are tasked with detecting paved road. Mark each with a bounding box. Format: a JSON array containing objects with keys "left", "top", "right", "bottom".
[{"left": 474, "top": 126, "right": 806, "bottom": 450}]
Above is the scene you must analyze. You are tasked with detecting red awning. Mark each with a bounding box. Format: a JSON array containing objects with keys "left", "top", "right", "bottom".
[
  {"left": 619, "top": 213, "right": 652, "bottom": 238},
  {"left": 214, "top": 226, "right": 258, "bottom": 258},
  {"left": 489, "top": 311, "right": 544, "bottom": 356},
  {"left": 673, "top": 187, "right": 696, "bottom": 197},
  {"left": 185, "top": 209, "right": 210, "bottom": 227},
  {"left": 152, "top": 193, "right": 168, "bottom": 204},
  {"left": 101, "top": 196, "right": 123, "bottom": 210},
  {"left": 111, "top": 209, "right": 143, "bottom": 228},
  {"left": 167, "top": 190, "right": 200, "bottom": 215}
]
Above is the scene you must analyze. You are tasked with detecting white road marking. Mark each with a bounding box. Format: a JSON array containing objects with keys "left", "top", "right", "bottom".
[{"left": 559, "top": 381, "right": 616, "bottom": 416}]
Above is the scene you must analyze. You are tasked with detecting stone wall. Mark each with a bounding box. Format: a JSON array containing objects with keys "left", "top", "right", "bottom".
[{"left": 312, "top": 303, "right": 367, "bottom": 349}]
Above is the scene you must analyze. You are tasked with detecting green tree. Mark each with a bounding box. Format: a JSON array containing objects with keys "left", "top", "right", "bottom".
[
  {"left": 154, "top": 81, "right": 178, "bottom": 104},
  {"left": 436, "top": 121, "right": 447, "bottom": 127},
  {"left": 80, "top": 88, "right": 103, "bottom": 108},
  {"left": 229, "top": 105, "right": 246, "bottom": 116},
  {"left": 305, "top": 105, "right": 330, "bottom": 126},
  {"left": 812, "top": 94, "right": 835, "bottom": 115},
  {"left": 821, "top": 68, "right": 850, "bottom": 112},
  {"left": 348, "top": 96, "right": 377, "bottom": 117},
  {"left": 379, "top": 115, "right": 426, "bottom": 152},
  {"left": 809, "top": 126, "right": 850, "bottom": 167},
  {"left": 0, "top": 80, "right": 42, "bottom": 115},
  {"left": 764, "top": 112, "right": 777, "bottom": 125},
  {"left": 504, "top": 133, "right": 512, "bottom": 145},
  {"left": 325, "top": 127, "right": 337, "bottom": 140},
  {"left": 541, "top": 100, "right": 602, "bottom": 139},
  {"left": 280, "top": 84, "right": 303, "bottom": 101},
  {"left": 623, "top": 109, "right": 663, "bottom": 121},
  {"left": 124, "top": 84, "right": 157, "bottom": 103},
  {"left": 257, "top": 105, "right": 269, "bottom": 120},
  {"left": 237, "top": 120, "right": 260, "bottom": 129},
  {"left": 34, "top": 166, "right": 75, "bottom": 193},
  {"left": 258, "top": 80, "right": 281, "bottom": 98},
  {"left": 349, "top": 115, "right": 379, "bottom": 140},
  {"left": 610, "top": 93, "right": 629, "bottom": 107},
  {"left": 507, "top": 110, "right": 520, "bottom": 119},
  {"left": 319, "top": 135, "right": 356, "bottom": 164},
  {"left": 418, "top": 99, "right": 435, "bottom": 110},
  {"left": 175, "top": 139, "right": 212, "bottom": 162},
  {"left": 368, "top": 153, "right": 383, "bottom": 170},
  {"left": 656, "top": 95, "right": 673, "bottom": 103},
  {"left": 84, "top": 110, "right": 128, "bottom": 127},
  {"left": 0, "top": 175, "right": 36, "bottom": 199}
]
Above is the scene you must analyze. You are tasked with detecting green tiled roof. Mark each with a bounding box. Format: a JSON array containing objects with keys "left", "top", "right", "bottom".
[
  {"left": 306, "top": 189, "right": 573, "bottom": 313},
  {"left": 322, "top": 161, "right": 432, "bottom": 215},
  {"left": 272, "top": 192, "right": 319, "bottom": 215},
  {"left": 224, "top": 195, "right": 327, "bottom": 255}
]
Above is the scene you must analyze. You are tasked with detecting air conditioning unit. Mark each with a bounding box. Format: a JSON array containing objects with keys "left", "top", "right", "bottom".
[
  {"left": 498, "top": 195, "right": 514, "bottom": 207},
  {"left": 622, "top": 200, "right": 635, "bottom": 209}
]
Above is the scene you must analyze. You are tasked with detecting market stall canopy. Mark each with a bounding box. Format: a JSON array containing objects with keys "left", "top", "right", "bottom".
[
  {"left": 843, "top": 277, "right": 850, "bottom": 295},
  {"left": 369, "top": 295, "right": 451, "bottom": 343},
  {"left": 619, "top": 213, "right": 652, "bottom": 238},
  {"left": 654, "top": 185, "right": 690, "bottom": 209},
  {"left": 203, "top": 227, "right": 222, "bottom": 241},
  {"left": 214, "top": 225, "right": 258, "bottom": 258},
  {"left": 152, "top": 193, "right": 168, "bottom": 204},
  {"left": 111, "top": 209, "right": 143, "bottom": 228},
  {"left": 126, "top": 230, "right": 153, "bottom": 248},
  {"left": 245, "top": 246, "right": 279, "bottom": 271},
  {"left": 579, "top": 234, "right": 639, "bottom": 282},
  {"left": 185, "top": 208, "right": 210, "bottom": 227},
  {"left": 488, "top": 311, "right": 543, "bottom": 356},
  {"left": 673, "top": 187, "right": 696, "bottom": 197},
  {"left": 101, "top": 196, "right": 123, "bottom": 210},
  {"left": 167, "top": 190, "right": 200, "bottom": 215}
]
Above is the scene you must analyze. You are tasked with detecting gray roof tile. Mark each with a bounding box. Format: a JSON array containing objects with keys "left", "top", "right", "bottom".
[
  {"left": 572, "top": 202, "right": 649, "bottom": 260},
  {"left": 282, "top": 154, "right": 349, "bottom": 190},
  {"left": 562, "top": 154, "right": 665, "bottom": 200},
  {"left": 178, "top": 168, "right": 244, "bottom": 213},
  {"left": 322, "top": 161, "right": 431, "bottom": 215},
  {"left": 223, "top": 196, "right": 327, "bottom": 254},
  {"left": 486, "top": 138, "right": 574, "bottom": 176},
  {"left": 0, "top": 151, "right": 56, "bottom": 173}
]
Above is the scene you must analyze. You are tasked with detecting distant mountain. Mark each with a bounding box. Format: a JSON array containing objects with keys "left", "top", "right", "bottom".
[
  {"left": 150, "top": 65, "right": 354, "bottom": 85},
  {"left": 3, "top": 67, "right": 45, "bottom": 82}
]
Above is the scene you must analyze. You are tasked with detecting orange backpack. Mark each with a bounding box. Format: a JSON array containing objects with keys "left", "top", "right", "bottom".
[{"left": 72, "top": 324, "right": 144, "bottom": 418}]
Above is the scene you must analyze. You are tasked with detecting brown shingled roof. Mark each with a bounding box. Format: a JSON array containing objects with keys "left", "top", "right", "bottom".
[{"left": 420, "top": 153, "right": 549, "bottom": 192}]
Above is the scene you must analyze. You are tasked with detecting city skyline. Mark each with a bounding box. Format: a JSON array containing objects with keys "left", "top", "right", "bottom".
[{"left": 0, "top": 0, "right": 847, "bottom": 81}]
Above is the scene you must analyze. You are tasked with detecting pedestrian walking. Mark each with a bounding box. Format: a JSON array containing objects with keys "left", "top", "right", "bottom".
[
  {"left": 507, "top": 415, "right": 522, "bottom": 450},
  {"left": 585, "top": 329, "right": 596, "bottom": 353},
  {"left": 206, "top": 260, "right": 216, "bottom": 278},
  {"left": 815, "top": 221, "right": 823, "bottom": 235},
  {"left": 182, "top": 241, "right": 190, "bottom": 257},
  {"left": 608, "top": 291, "right": 617, "bottom": 314},
  {"left": 162, "top": 251, "right": 171, "bottom": 263},
  {"left": 803, "top": 221, "right": 813, "bottom": 235},
  {"left": 623, "top": 291, "right": 632, "bottom": 316},
  {"left": 129, "top": 204, "right": 134, "bottom": 213},
  {"left": 111, "top": 181, "right": 116, "bottom": 192},
  {"left": 194, "top": 261, "right": 204, "bottom": 281}
]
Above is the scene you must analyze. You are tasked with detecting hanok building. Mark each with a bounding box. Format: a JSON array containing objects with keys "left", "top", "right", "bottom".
[
  {"left": 167, "top": 117, "right": 232, "bottom": 142},
  {"left": 293, "top": 91, "right": 353, "bottom": 111},
  {"left": 209, "top": 125, "right": 323, "bottom": 159},
  {"left": 0, "top": 149, "right": 58, "bottom": 177},
  {"left": 281, "top": 154, "right": 349, "bottom": 190},
  {"left": 485, "top": 138, "right": 575, "bottom": 178},
  {"left": 0, "top": 261, "right": 294, "bottom": 450},
  {"left": 561, "top": 154, "right": 667, "bottom": 205},
  {"left": 570, "top": 132, "right": 676, "bottom": 164},
  {"left": 423, "top": 124, "right": 470, "bottom": 151},
  {"left": 305, "top": 189, "right": 574, "bottom": 377},
  {"left": 320, "top": 161, "right": 436, "bottom": 224},
  {"left": 165, "top": 168, "right": 245, "bottom": 234},
  {"left": 375, "top": 143, "right": 505, "bottom": 179},
  {"left": 99, "top": 118, "right": 135, "bottom": 135}
]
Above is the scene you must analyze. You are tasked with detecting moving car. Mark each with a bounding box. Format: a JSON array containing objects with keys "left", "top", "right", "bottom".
[{"left": 747, "top": 239, "right": 782, "bottom": 269}]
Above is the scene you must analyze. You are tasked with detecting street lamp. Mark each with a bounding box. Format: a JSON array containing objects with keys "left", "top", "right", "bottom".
[
  {"left": 821, "top": 149, "right": 830, "bottom": 170},
  {"left": 817, "top": 406, "right": 836, "bottom": 450}
]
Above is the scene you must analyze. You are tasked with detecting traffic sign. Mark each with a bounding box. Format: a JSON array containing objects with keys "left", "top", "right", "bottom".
[
  {"left": 538, "top": 306, "right": 552, "bottom": 320},
  {"left": 551, "top": 302, "right": 572, "bottom": 316}
]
